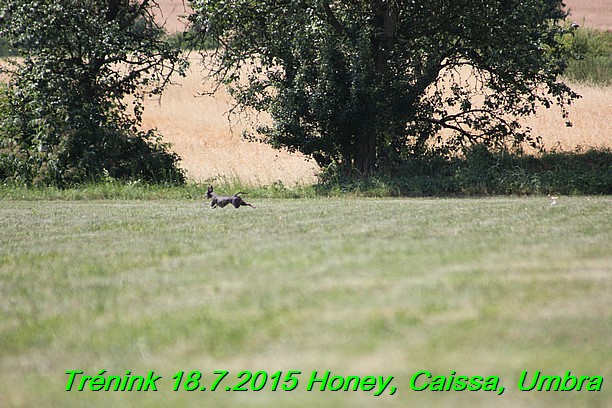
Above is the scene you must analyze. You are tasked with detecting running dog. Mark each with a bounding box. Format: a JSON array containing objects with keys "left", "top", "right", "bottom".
[{"left": 206, "top": 186, "right": 256, "bottom": 209}]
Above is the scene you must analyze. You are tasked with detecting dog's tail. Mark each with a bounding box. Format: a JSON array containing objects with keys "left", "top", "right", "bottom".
[{"left": 234, "top": 192, "right": 247, "bottom": 196}]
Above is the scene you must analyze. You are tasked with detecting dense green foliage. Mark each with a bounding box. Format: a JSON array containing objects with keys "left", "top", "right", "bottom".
[
  {"left": 0, "top": 0, "right": 188, "bottom": 186},
  {"left": 1, "top": 148, "right": 610, "bottom": 199},
  {"left": 0, "top": 35, "right": 15, "bottom": 56},
  {"left": 0, "top": 2, "right": 606, "bottom": 189},
  {"left": 562, "top": 28, "right": 612, "bottom": 84},
  {"left": 318, "top": 147, "right": 612, "bottom": 196},
  {"left": 189, "top": 0, "right": 580, "bottom": 175}
]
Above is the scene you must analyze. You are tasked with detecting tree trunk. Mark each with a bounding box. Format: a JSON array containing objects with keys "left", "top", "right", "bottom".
[
  {"left": 354, "top": 126, "right": 377, "bottom": 175},
  {"left": 350, "top": 0, "right": 400, "bottom": 176}
]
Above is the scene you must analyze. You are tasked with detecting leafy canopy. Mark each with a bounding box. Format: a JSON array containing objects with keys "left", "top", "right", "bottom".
[
  {"left": 0, "top": 0, "right": 188, "bottom": 185},
  {"left": 189, "top": 0, "right": 579, "bottom": 175}
]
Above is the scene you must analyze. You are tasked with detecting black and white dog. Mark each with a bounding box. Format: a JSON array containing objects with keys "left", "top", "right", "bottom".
[{"left": 206, "top": 186, "right": 256, "bottom": 209}]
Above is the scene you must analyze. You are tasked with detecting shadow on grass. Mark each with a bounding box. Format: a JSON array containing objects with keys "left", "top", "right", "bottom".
[
  {"left": 1, "top": 147, "right": 610, "bottom": 199},
  {"left": 316, "top": 147, "right": 612, "bottom": 197}
]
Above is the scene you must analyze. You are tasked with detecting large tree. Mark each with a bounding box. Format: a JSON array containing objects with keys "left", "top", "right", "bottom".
[
  {"left": 0, "top": 0, "right": 188, "bottom": 185},
  {"left": 189, "top": 0, "right": 579, "bottom": 175}
]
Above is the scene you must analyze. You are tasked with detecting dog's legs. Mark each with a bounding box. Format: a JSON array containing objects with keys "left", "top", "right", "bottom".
[{"left": 237, "top": 200, "right": 255, "bottom": 209}]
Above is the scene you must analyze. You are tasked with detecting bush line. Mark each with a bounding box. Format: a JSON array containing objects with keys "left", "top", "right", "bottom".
[{"left": 1, "top": 147, "right": 610, "bottom": 199}]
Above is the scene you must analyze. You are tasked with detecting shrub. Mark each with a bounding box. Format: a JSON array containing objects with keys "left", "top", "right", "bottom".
[
  {"left": 0, "top": 0, "right": 188, "bottom": 187},
  {"left": 318, "top": 146, "right": 612, "bottom": 196},
  {"left": 561, "top": 27, "right": 612, "bottom": 84}
]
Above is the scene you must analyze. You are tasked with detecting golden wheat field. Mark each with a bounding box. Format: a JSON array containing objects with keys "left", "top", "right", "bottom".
[{"left": 140, "top": 58, "right": 321, "bottom": 185}]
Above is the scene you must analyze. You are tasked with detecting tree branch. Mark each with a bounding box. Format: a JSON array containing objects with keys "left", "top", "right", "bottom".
[{"left": 320, "top": 0, "right": 349, "bottom": 37}]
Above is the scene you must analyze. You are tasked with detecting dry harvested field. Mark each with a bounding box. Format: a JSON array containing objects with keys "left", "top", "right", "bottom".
[{"left": 564, "top": 0, "right": 612, "bottom": 31}]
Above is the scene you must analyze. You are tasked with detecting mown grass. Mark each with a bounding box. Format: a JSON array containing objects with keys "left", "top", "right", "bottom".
[{"left": 1, "top": 196, "right": 610, "bottom": 408}]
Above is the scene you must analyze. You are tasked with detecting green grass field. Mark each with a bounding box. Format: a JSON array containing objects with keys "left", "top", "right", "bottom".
[{"left": 1, "top": 196, "right": 610, "bottom": 407}]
